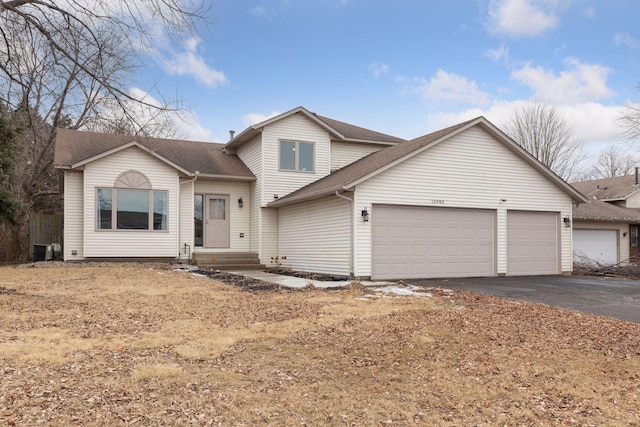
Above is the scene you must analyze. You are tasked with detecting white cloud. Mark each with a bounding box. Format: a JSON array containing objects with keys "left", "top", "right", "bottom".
[
  {"left": 511, "top": 58, "right": 614, "bottom": 104},
  {"left": 424, "top": 100, "right": 626, "bottom": 151},
  {"left": 487, "top": 0, "right": 560, "bottom": 37},
  {"left": 369, "top": 61, "right": 389, "bottom": 78},
  {"left": 158, "top": 38, "right": 228, "bottom": 88},
  {"left": 250, "top": 5, "right": 267, "bottom": 17},
  {"left": 484, "top": 45, "right": 509, "bottom": 63},
  {"left": 584, "top": 6, "right": 596, "bottom": 19},
  {"left": 415, "top": 70, "right": 491, "bottom": 106},
  {"left": 243, "top": 111, "right": 282, "bottom": 126},
  {"left": 614, "top": 32, "right": 640, "bottom": 50}
]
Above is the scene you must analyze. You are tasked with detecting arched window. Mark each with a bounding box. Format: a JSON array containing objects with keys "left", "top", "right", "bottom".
[
  {"left": 96, "top": 171, "right": 167, "bottom": 231},
  {"left": 114, "top": 171, "right": 151, "bottom": 189}
]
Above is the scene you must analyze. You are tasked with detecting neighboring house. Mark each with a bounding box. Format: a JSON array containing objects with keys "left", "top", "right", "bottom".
[
  {"left": 572, "top": 173, "right": 640, "bottom": 265},
  {"left": 54, "top": 106, "right": 587, "bottom": 279}
]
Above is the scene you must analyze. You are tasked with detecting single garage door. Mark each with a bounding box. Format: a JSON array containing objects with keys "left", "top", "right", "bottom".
[
  {"left": 573, "top": 229, "right": 617, "bottom": 265},
  {"left": 372, "top": 205, "right": 495, "bottom": 280},
  {"left": 507, "top": 211, "right": 559, "bottom": 275}
]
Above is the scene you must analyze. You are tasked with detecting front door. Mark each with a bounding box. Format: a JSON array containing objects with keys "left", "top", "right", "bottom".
[{"left": 204, "top": 195, "right": 230, "bottom": 248}]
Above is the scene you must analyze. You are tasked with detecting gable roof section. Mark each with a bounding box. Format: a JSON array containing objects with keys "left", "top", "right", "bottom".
[
  {"left": 269, "top": 116, "right": 588, "bottom": 207},
  {"left": 54, "top": 128, "right": 255, "bottom": 179},
  {"left": 225, "top": 106, "right": 405, "bottom": 150},
  {"left": 571, "top": 174, "right": 640, "bottom": 201}
]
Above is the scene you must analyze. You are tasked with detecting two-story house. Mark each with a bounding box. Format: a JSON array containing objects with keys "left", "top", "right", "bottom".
[{"left": 54, "top": 106, "right": 586, "bottom": 279}]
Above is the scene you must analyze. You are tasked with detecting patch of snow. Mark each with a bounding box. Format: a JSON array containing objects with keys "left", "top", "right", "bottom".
[{"left": 372, "top": 285, "right": 432, "bottom": 297}]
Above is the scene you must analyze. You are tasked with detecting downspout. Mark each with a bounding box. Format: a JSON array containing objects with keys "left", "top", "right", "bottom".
[{"left": 335, "top": 190, "right": 354, "bottom": 279}]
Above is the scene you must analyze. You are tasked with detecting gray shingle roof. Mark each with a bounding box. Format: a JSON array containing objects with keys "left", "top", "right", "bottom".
[
  {"left": 225, "top": 106, "right": 406, "bottom": 150},
  {"left": 571, "top": 174, "right": 640, "bottom": 201},
  {"left": 314, "top": 114, "right": 406, "bottom": 144},
  {"left": 573, "top": 197, "right": 640, "bottom": 222},
  {"left": 54, "top": 128, "right": 255, "bottom": 179}
]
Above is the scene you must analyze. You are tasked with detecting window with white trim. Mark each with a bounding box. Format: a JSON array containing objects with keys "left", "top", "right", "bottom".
[
  {"left": 279, "top": 140, "right": 314, "bottom": 172},
  {"left": 96, "top": 171, "right": 168, "bottom": 231}
]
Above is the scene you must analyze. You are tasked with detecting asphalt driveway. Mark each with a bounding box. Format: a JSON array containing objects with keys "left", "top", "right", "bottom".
[{"left": 408, "top": 275, "right": 640, "bottom": 323}]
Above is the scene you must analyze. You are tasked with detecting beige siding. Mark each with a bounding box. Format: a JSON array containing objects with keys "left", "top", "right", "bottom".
[
  {"left": 278, "top": 196, "right": 351, "bottom": 275},
  {"left": 261, "top": 207, "right": 279, "bottom": 264},
  {"left": 331, "top": 142, "right": 382, "bottom": 171},
  {"left": 354, "top": 126, "right": 573, "bottom": 277},
  {"left": 63, "top": 171, "right": 84, "bottom": 260},
  {"left": 573, "top": 220, "right": 629, "bottom": 263},
  {"left": 262, "top": 113, "right": 331, "bottom": 206},
  {"left": 626, "top": 192, "right": 640, "bottom": 208},
  {"left": 238, "top": 136, "right": 262, "bottom": 253},
  {"left": 83, "top": 147, "right": 180, "bottom": 257},
  {"left": 193, "top": 180, "right": 251, "bottom": 252}
]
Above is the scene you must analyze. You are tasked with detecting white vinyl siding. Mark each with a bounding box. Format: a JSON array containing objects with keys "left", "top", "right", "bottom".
[
  {"left": 238, "top": 136, "right": 262, "bottom": 253},
  {"left": 573, "top": 221, "right": 629, "bottom": 264},
  {"left": 262, "top": 113, "right": 330, "bottom": 206},
  {"left": 625, "top": 191, "right": 640, "bottom": 208},
  {"left": 83, "top": 147, "right": 179, "bottom": 258},
  {"left": 193, "top": 180, "right": 251, "bottom": 253},
  {"left": 331, "top": 141, "right": 382, "bottom": 171},
  {"left": 354, "top": 126, "right": 573, "bottom": 277},
  {"left": 63, "top": 171, "right": 84, "bottom": 260},
  {"left": 278, "top": 196, "right": 351, "bottom": 276}
]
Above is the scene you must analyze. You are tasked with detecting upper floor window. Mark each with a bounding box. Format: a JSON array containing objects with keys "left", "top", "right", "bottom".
[
  {"left": 279, "top": 140, "right": 314, "bottom": 172},
  {"left": 97, "top": 171, "right": 167, "bottom": 231}
]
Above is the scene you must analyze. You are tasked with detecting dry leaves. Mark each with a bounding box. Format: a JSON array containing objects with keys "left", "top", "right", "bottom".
[{"left": 1, "top": 264, "right": 640, "bottom": 426}]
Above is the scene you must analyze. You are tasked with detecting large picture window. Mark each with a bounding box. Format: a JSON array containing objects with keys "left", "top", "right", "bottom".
[
  {"left": 279, "top": 140, "right": 314, "bottom": 172},
  {"left": 97, "top": 188, "right": 168, "bottom": 231},
  {"left": 97, "top": 171, "right": 167, "bottom": 231}
]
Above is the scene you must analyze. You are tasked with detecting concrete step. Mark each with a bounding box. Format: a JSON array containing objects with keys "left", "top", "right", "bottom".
[{"left": 192, "top": 252, "right": 264, "bottom": 270}]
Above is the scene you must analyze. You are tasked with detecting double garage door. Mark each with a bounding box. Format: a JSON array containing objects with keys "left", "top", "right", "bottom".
[{"left": 372, "top": 206, "right": 559, "bottom": 280}]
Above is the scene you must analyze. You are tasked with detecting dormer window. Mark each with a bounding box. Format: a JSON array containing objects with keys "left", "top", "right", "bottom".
[{"left": 279, "top": 140, "right": 314, "bottom": 172}]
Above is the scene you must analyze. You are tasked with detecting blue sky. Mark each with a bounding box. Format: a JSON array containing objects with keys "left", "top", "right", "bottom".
[{"left": 134, "top": 0, "right": 640, "bottom": 156}]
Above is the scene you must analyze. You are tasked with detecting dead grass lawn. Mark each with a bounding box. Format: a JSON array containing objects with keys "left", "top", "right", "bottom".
[{"left": 1, "top": 264, "right": 640, "bottom": 426}]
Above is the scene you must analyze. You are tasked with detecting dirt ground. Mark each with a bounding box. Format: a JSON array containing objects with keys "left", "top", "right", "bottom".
[{"left": 1, "top": 264, "right": 640, "bottom": 426}]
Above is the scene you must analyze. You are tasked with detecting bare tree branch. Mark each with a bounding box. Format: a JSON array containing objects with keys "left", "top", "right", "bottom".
[{"left": 502, "top": 102, "right": 586, "bottom": 181}]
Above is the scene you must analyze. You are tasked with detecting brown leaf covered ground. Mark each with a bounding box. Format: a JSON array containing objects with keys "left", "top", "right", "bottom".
[{"left": 1, "top": 264, "right": 640, "bottom": 426}]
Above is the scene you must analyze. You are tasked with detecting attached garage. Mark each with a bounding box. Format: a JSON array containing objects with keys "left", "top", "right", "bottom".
[
  {"left": 507, "top": 211, "right": 559, "bottom": 275},
  {"left": 372, "top": 205, "right": 495, "bottom": 280},
  {"left": 573, "top": 229, "right": 618, "bottom": 265}
]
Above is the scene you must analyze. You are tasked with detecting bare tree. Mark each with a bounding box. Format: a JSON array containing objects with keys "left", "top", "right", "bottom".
[
  {"left": 619, "top": 101, "right": 640, "bottom": 144},
  {"left": 502, "top": 103, "right": 586, "bottom": 181},
  {"left": 589, "top": 145, "right": 637, "bottom": 179},
  {"left": 0, "top": 0, "right": 210, "bottom": 261}
]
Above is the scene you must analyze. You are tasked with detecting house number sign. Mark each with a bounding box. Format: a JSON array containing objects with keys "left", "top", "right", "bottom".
[{"left": 431, "top": 199, "right": 445, "bottom": 205}]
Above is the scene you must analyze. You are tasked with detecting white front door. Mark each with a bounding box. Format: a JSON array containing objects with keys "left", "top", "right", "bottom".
[{"left": 204, "top": 195, "right": 230, "bottom": 248}]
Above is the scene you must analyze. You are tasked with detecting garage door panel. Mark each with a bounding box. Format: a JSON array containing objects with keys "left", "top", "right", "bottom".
[
  {"left": 372, "top": 205, "right": 495, "bottom": 280},
  {"left": 507, "top": 211, "right": 559, "bottom": 276},
  {"left": 573, "top": 229, "right": 617, "bottom": 265}
]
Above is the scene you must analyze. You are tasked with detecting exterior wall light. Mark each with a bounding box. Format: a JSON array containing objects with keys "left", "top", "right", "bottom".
[
  {"left": 238, "top": 197, "right": 244, "bottom": 208},
  {"left": 361, "top": 208, "right": 369, "bottom": 222},
  {"left": 563, "top": 216, "right": 571, "bottom": 227}
]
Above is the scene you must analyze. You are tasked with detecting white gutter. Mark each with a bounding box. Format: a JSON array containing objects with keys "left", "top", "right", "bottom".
[
  {"left": 180, "top": 171, "right": 199, "bottom": 185},
  {"left": 335, "top": 190, "right": 354, "bottom": 278}
]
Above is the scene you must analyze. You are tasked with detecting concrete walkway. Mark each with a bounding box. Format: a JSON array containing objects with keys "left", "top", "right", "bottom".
[{"left": 226, "top": 270, "right": 390, "bottom": 289}]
